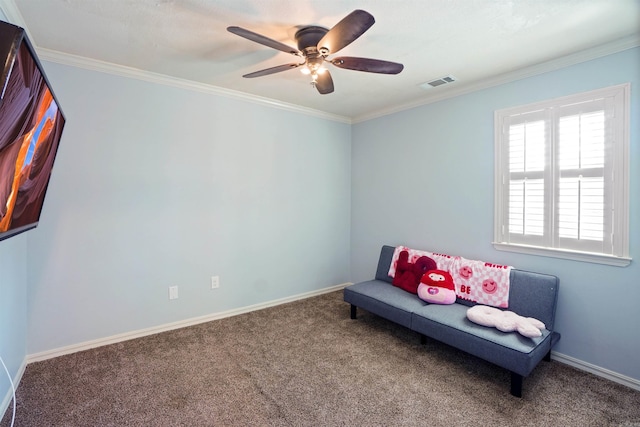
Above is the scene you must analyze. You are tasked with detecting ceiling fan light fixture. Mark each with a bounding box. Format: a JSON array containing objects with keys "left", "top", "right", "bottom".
[
  {"left": 300, "top": 65, "right": 327, "bottom": 76},
  {"left": 300, "top": 60, "right": 327, "bottom": 77},
  {"left": 300, "top": 65, "right": 327, "bottom": 74}
]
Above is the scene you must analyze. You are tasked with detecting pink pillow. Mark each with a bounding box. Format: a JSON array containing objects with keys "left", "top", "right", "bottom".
[{"left": 417, "top": 270, "right": 456, "bottom": 305}]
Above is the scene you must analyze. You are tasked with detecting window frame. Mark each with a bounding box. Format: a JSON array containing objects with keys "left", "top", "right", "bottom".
[{"left": 493, "top": 84, "right": 631, "bottom": 267}]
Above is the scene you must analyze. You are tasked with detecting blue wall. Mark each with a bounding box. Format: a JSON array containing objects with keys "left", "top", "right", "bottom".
[
  {"left": 351, "top": 47, "right": 639, "bottom": 383},
  {"left": 23, "top": 63, "right": 352, "bottom": 354}
]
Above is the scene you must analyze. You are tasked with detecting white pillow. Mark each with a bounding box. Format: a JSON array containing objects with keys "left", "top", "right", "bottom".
[{"left": 467, "top": 305, "right": 546, "bottom": 338}]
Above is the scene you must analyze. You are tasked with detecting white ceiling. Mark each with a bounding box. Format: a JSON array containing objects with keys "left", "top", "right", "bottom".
[{"left": 4, "top": 0, "right": 640, "bottom": 121}]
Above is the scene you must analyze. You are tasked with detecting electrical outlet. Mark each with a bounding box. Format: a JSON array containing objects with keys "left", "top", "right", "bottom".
[
  {"left": 211, "top": 276, "right": 220, "bottom": 289},
  {"left": 169, "top": 286, "right": 179, "bottom": 300}
]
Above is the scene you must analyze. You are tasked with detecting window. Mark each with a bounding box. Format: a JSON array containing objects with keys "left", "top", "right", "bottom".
[{"left": 494, "top": 84, "right": 630, "bottom": 266}]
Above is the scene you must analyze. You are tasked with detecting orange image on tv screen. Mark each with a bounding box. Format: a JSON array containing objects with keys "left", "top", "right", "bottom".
[
  {"left": 0, "top": 89, "right": 58, "bottom": 232},
  {"left": 0, "top": 26, "right": 66, "bottom": 241}
]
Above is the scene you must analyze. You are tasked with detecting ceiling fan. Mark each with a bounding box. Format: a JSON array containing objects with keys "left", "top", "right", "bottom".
[{"left": 227, "top": 9, "right": 404, "bottom": 94}]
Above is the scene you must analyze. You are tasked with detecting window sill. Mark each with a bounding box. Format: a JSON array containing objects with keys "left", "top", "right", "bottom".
[{"left": 492, "top": 242, "right": 632, "bottom": 267}]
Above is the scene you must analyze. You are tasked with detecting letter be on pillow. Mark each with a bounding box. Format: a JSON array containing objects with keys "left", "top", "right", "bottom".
[{"left": 417, "top": 270, "right": 457, "bottom": 304}]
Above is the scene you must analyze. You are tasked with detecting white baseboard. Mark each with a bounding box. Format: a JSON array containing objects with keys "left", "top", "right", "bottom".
[
  {"left": 26, "top": 283, "right": 352, "bottom": 363},
  {"left": 551, "top": 351, "right": 640, "bottom": 391},
  {"left": 1, "top": 357, "right": 27, "bottom": 424},
  {"left": 15, "top": 284, "right": 640, "bottom": 400}
]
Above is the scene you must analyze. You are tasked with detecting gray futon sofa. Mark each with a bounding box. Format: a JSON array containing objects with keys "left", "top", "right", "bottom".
[{"left": 344, "top": 245, "right": 561, "bottom": 397}]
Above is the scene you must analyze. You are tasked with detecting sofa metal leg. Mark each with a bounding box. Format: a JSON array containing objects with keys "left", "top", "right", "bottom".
[
  {"left": 350, "top": 304, "right": 357, "bottom": 319},
  {"left": 510, "top": 372, "right": 523, "bottom": 398},
  {"left": 544, "top": 350, "right": 552, "bottom": 362},
  {"left": 420, "top": 334, "right": 427, "bottom": 345}
]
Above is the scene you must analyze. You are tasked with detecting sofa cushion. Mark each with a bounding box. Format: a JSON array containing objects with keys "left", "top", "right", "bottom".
[
  {"left": 410, "top": 303, "right": 555, "bottom": 376},
  {"left": 374, "top": 245, "right": 396, "bottom": 283},
  {"left": 344, "top": 280, "right": 427, "bottom": 328},
  {"left": 411, "top": 303, "right": 549, "bottom": 354},
  {"left": 508, "top": 269, "right": 559, "bottom": 330}
]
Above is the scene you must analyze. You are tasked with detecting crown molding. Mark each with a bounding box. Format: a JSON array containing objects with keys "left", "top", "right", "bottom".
[
  {"left": 0, "top": 0, "right": 27, "bottom": 29},
  {"left": 36, "top": 48, "right": 352, "bottom": 124},
  {"left": 352, "top": 34, "right": 640, "bottom": 123}
]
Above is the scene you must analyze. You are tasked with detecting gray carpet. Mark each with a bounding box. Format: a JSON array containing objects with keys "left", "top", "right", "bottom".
[{"left": 2, "top": 290, "right": 639, "bottom": 426}]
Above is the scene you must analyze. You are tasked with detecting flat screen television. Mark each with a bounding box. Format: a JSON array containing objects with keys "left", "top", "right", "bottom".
[{"left": 0, "top": 20, "right": 65, "bottom": 242}]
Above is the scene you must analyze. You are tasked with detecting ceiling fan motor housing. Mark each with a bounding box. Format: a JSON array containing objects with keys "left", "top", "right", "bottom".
[{"left": 295, "top": 26, "right": 329, "bottom": 54}]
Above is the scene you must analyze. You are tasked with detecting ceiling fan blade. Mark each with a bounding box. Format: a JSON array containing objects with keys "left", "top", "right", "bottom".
[
  {"left": 331, "top": 57, "right": 404, "bottom": 74},
  {"left": 315, "top": 71, "right": 334, "bottom": 94},
  {"left": 243, "top": 63, "right": 302, "bottom": 78},
  {"left": 317, "top": 10, "right": 375, "bottom": 55},
  {"left": 227, "top": 26, "right": 300, "bottom": 56}
]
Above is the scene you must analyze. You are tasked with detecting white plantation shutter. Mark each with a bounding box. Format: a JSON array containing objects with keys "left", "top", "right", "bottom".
[
  {"left": 507, "top": 117, "right": 546, "bottom": 242},
  {"left": 494, "top": 84, "right": 630, "bottom": 266},
  {"left": 557, "top": 106, "right": 607, "bottom": 252}
]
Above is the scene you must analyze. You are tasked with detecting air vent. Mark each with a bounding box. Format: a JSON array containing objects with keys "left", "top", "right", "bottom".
[{"left": 420, "top": 75, "right": 457, "bottom": 89}]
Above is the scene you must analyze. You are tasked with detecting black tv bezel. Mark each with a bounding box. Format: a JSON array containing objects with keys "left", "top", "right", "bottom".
[{"left": 0, "top": 20, "right": 66, "bottom": 242}]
